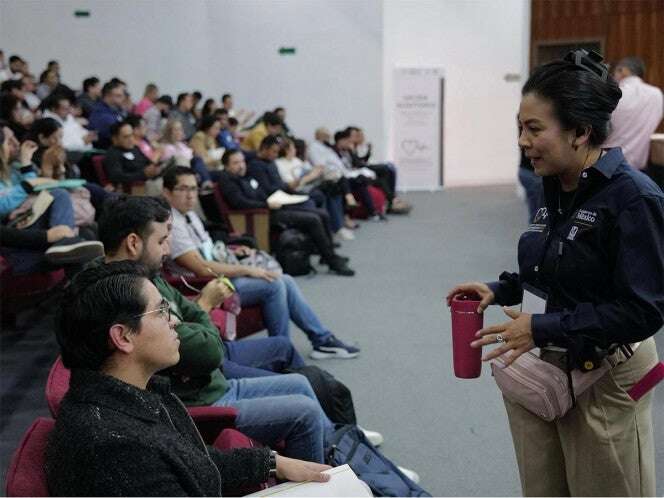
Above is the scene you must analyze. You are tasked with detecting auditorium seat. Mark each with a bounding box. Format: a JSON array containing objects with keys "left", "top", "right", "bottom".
[
  {"left": 92, "top": 154, "right": 145, "bottom": 195},
  {"left": 350, "top": 184, "right": 387, "bottom": 219},
  {"left": 5, "top": 417, "right": 53, "bottom": 497}
]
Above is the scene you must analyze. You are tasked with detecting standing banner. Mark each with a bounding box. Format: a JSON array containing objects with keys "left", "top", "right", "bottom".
[{"left": 392, "top": 67, "right": 443, "bottom": 190}]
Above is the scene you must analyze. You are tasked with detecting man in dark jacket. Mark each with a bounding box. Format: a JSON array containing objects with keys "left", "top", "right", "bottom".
[
  {"left": 88, "top": 80, "right": 125, "bottom": 149},
  {"left": 45, "top": 261, "right": 331, "bottom": 496},
  {"left": 219, "top": 148, "right": 355, "bottom": 276},
  {"left": 103, "top": 120, "right": 161, "bottom": 184}
]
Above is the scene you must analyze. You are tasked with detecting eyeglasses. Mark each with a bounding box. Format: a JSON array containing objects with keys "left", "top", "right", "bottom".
[
  {"left": 172, "top": 186, "right": 199, "bottom": 194},
  {"left": 134, "top": 299, "right": 171, "bottom": 322}
]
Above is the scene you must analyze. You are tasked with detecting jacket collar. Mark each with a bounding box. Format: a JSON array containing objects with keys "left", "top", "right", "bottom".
[{"left": 68, "top": 369, "right": 172, "bottom": 424}]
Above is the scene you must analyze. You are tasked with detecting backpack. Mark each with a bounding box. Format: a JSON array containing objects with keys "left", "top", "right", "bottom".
[
  {"left": 275, "top": 229, "right": 315, "bottom": 276},
  {"left": 326, "top": 425, "right": 432, "bottom": 497},
  {"left": 285, "top": 365, "right": 357, "bottom": 425}
]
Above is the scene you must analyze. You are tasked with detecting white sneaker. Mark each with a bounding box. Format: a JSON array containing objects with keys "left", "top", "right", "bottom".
[
  {"left": 397, "top": 466, "right": 421, "bottom": 484},
  {"left": 335, "top": 227, "right": 355, "bottom": 240},
  {"left": 359, "top": 426, "right": 384, "bottom": 447}
]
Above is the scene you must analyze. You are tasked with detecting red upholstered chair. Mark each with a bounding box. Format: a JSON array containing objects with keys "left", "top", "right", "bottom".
[
  {"left": 5, "top": 417, "right": 54, "bottom": 497},
  {"left": 46, "top": 357, "right": 239, "bottom": 442},
  {"left": 0, "top": 255, "right": 66, "bottom": 327},
  {"left": 208, "top": 184, "right": 271, "bottom": 252},
  {"left": 92, "top": 155, "right": 145, "bottom": 195}
]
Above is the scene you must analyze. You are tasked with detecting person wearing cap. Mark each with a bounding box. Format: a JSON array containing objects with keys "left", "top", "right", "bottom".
[{"left": 448, "top": 51, "right": 663, "bottom": 496}]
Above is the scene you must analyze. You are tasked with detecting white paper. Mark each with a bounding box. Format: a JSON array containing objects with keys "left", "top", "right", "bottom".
[
  {"left": 521, "top": 288, "right": 547, "bottom": 314},
  {"left": 267, "top": 190, "right": 309, "bottom": 206},
  {"left": 245, "top": 464, "right": 373, "bottom": 497}
]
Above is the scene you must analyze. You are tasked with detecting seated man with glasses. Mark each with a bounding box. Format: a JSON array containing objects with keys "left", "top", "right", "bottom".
[
  {"left": 162, "top": 165, "right": 361, "bottom": 360},
  {"left": 45, "top": 261, "right": 332, "bottom": 496}
]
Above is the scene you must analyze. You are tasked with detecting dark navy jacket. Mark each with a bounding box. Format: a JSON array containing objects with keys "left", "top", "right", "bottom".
[
  {"left": 489, "top": 148, "right": 664, "bottom": 350},
  {"left": 88, "top": 101, "right": 124, "bottom": 149}
]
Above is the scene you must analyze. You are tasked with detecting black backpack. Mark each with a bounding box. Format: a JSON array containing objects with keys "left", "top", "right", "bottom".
[
  {"left": 275, "top": 229, "right": 315, "bottom": 276},
  {"left": 285, "top": 365, "right": 356, "bottom": 425},
  {"left": 326, "top": 425, "right": 432, "bottom": 497}
]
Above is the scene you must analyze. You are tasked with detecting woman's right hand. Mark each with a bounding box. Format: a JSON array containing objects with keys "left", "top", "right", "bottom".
[
  {"left": 446, "top": 282, "right": 495, "bottom": 314},
  {"left": 19, "top": 140, "right": 38, "bottom": 166}
]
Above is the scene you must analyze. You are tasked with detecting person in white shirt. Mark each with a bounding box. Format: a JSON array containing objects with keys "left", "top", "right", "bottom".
[
  {"left": 42, "top": 94, "right": 95, "bottom": 151},
  {"left": 604, "top": 56, "right": 663, "bottom": 171}
]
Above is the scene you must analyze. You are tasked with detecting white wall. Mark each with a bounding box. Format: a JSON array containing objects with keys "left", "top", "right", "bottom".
[
  {"left": 0, "top": 0, "right": 384, "bottom": 154},
  {"left": 383, "top": 0, "right": 530, "bottom": 187},
  {"left": 1, "top": 0, "right": 531, "bottom": 187}
]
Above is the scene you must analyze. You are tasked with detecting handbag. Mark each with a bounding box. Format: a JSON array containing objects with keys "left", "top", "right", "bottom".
[{"left": 491, "top": 351, "right": 610, "bottom": 421}]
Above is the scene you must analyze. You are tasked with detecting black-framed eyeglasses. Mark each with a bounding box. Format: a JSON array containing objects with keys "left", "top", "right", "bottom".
[{"left": 134, "top": 299, "right": 171, "bottom": 322}]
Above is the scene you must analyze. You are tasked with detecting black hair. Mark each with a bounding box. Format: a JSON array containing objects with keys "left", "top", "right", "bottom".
[
  {"left": 259, "top": 134, "right": 281, "bottom": 150},
  {"left": 101, "top": 80, "right": 122, "bottom": 97},
  {"left": 28, "top": 117, "right": 62, "bottom": 142},
  {"left": 9, "top": 55, "right": 22, "bottom": 64},
  {"left": 98, "top": 195, "right": 171, "bottom": 254},
  {"left": 39, "top": 69, "right": 56, "bottom": 84},
  {"left": 123, "top": 114, "right": 143, "bottom": 129},
  {"left": 201, "top": 98, "right": 216, "bottom": 117},
  {"left": 192, "top": 91, "right": 202, "bottom": 101},
  {"left": 162, "top": 164, "right": 197, "bottom": 191},
  {"left": 213, "top": 108, "right": 229, "bottom": 117},
  {"left": 221, "top": 93, "right": 232, "bottom": 103},
  {"left": 263, "top": 112, "right": 283, "bottom": 128},
  {"left": 44, "top": 92, "right": 70, "bottom": 110},
  {"left": 0, "top": 93, "right": 21, "bottom": 121},
  {"left": 198, "top": 114, "right": 219, "bottom": 132},
  {"left": 274, "top": 106, "right": 285, "bottom": 114},
  {"left": 144, "top": 83, "right": 158, "bottom": 94},
  {"left": 82, "top": 76, "right": 100, "bottom": 92},
  {"left": 293, "top": 138, "right": 307, "bottom": 161},
  {"left": 56, "top": 260, "right": 150, "bottom": 370},
  {"left": 521, "top": 50, "right": 622, "bottom": 147},
  {"left": 47, "top": 60, "right": 59, "bottom": 67},
  {"left": 615, "top": 56, "right": 645, "bottom": 78},
  {"left": 346, "top": 126, "right": 361, "bottom": 133},
  {"left": 109, "top": 77, "right": 126, "bottom": 86},
  {"left": 334, "top": 129, "right": 352, "bottom": 143},
  {"left": 176, "top": 92, "right": 190, "bottom": 106},
  {"left": 228, "top": 117, "right": 238, "bottom": 127},
  {"left": 156, "top": 95, "right": 173, "bottom": 106},
  {"left": 1, "top": 79, "right": 22, "bottom": 93},
  {"left": 109, "top": 120, "right": 130, "bottom": 137},
  {"left": 221, "top": 148, "right": 243, "bottom": 166}
]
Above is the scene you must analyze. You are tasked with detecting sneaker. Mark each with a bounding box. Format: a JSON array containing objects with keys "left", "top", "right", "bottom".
[
  {"left": 45, "top": 238, "right": 104, "bottom": 266},
  {"left": 359, "top": 426, "right": 384, "bottom": 447},
  {"left": 337, "top": 227, "right": 355, "bottom": 240},
  {"left": 369, "top": 214, "right": 388, "bottom": 222},
  {"left": 327, "top": 257, "right": 355, "bottom": 277},
  {"left": 310, "top": 335, "right": 360, "bottom": 359},
  {"left": 397, "top": 466, "right": 421, "bottom": 484}
]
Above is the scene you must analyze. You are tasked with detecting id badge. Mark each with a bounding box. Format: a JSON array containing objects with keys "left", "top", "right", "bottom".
[{"left": 521, "top": 283, "right": 548, "bottom": 314}]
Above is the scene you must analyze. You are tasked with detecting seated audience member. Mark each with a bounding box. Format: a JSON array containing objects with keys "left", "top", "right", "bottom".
[
  {"left": 7, "top": 55, "right": 27, "bottom": 81},
  {"left": 277, "top": 139, "right": 351, "bottom": 240},
  {"left": 241, "top": 111, "right": 283, "bottom": 152},
  {"left": 604, "top": 56, "right": 664, "bottom": 174},
  {"left": 99, "top": 195, "right": 308, "bottom": 379},
  {"left": 0, "top": 51, "right": 10, "bottom": 82},
  {"left": 36, "top": 67, "right": 76, "bottom": 103},
  {"left": 273, "top": 106, "right": 291, "bottom": 137},
  {"left": 1, "top": 79, "right": 31, "bottom": 118},
  {"left": 88, "top": 80, "right": 125, "bottom": 149},
  {"left": 45, "top": 260, "right": 332, "bottom": 496},
  {"left": 0, "top": 93, "right": 31, "bottom": 142},
  {"left": 220, "top": 149, "right": 355, "bottom": 276},
  {"left": 191, "top": 90, "right": 203, "bottom": 120},
  {"left": 103, "top": 120, "right": 161, "bottom": 186},
  {"left": 216, "top": 109, "right": 240, "bottom": 151},
  {"left": 201, "top": 98, "right": 218, "bottom": 119},
  {"left": 221, "top": 92, "right": 255, "bottom": 128},
  {"left": 144, "top": 94, "right": 172, "bottom": 140},
  {"left": 161, "top": 118, "right": 212, "bottom": 187},
  {"left": 132, "top": 82, "right": 158, "bottom": 116},
  {"left": 20, "top": 73, "right": 41, "bottom": 112},
  {"left": 163, "top": 165, "right": 360, "bottom": 354},
  {"left": 190, "top": 115, "right": 224, "bottom": 171},
  {"left": 76, "top": 76, "right": 101, "bottom": 119},
  {"left": 0, "top": 125, "right": 102, "bottom": 273},
  {"left": 170, "top": 92, "right": 197, "bottom": 140},
  {"left": 25, "top": 118, "right": 62, "bottom": 169},
  {"left": 42, "top": 93, "right": 96, "bottom": 151},
  {"left": 125, "top": 113, "right": 163, "bottom": 164},
  {"left": 347, "top": 126, "right": 411, "bottom": 214}
]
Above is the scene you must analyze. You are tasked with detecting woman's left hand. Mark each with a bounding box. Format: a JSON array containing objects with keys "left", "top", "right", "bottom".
[{"left": 471, "top": 307, "right": 535, "bottom": 366}]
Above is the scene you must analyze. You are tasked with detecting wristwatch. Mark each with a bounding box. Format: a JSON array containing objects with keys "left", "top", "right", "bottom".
[{"left": 269, "top": 450, "right": 278, "bottom": 477}]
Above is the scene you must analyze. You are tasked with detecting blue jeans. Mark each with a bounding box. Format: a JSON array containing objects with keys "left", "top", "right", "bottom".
[
  {"left": 213, "top": 373, "right": 334, "bottom": 462},
  {"left": 1, "top": 188, "right": 75, "bottom": 274},
  {"left": 325, "top": 194, "right": 344, "bottom": 233},
  {"left": 231, "top": 274, "right": 333, "bottom": 346},
  {"left": 190, "top": 156, "right": 212, "bottom": 183},
  {"left": 223, "top": 336, "right": 306, "bottom": 378}
]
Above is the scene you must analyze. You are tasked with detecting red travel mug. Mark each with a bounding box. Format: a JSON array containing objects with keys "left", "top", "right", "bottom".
[{"left": 450, "top": 293, "right": 484, "bottom": 378}]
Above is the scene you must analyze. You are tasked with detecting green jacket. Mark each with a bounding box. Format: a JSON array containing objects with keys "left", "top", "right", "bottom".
[{"left": 153, "top": 276, "right": 229, "bottom": 406}]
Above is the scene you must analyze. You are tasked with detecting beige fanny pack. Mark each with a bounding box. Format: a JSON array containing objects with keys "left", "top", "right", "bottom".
[{"left": 491, "top": 344, "right": 637, "bottom": 421}]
